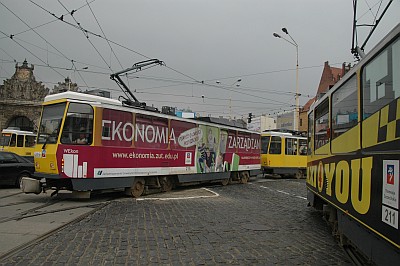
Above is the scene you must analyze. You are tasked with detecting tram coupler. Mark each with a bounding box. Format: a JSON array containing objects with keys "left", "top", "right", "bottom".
[{"left": 20, "top": 177, "right": 42, "bottom": 194}]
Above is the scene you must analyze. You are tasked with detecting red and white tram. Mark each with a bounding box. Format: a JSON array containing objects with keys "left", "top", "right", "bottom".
[{"left": 22, "top": 91, "right": 260, "bottom": 197}]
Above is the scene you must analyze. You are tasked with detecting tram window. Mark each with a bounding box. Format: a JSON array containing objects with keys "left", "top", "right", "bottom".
[
  {"left": 362, "top": 37, "right": 399, "bottom": 117},
  {"left": 61, "top": 103, "right": 93, "bottom": 145},
  {"left": 299, "top": 139, "right": 307, "bottom": 155},
  {"left": 308, "top": 111, "right": 314, "bottom": 154},
  {"left": 25, "top": 135, "right": 36, "bottom": 147},
  {"left": 17, "top": 135, "right": 24, "bottom": 147},
  {"left": 285, "top": 138, "right": 297, "bottom": 155},
  {"left": 261, "top": 136, "right": 270, "bottom": 154},
  {"left": 315, "top": 99, "right": 329, "bottom": 150},
  {"left": 332, "top": 75, "right": 358, "bottom": 139},
  {"left": 9, "top": 134, "right": 16, "bottom": 147},
  {"left": 269, "top": 136, "right": 281, "bottom": 154}
]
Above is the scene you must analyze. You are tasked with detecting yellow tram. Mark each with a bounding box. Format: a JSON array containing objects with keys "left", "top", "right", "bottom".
[
  {"left": 0, "top": 127, "right": 36, "bottom": 161},
  {"left": 307, "top": 23, "right": 400, "bottom": 264},
  {"left": 260, "top": 130, "right": 307, "bottom": 178}
]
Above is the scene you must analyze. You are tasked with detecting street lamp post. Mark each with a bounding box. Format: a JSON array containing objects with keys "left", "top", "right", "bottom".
[{"left": 273, "top": 28, "right": 299, "bottom": 131}]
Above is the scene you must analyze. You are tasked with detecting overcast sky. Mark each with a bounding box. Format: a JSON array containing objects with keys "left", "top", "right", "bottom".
[{"left": 0, "top": 0, "right": 399, "bottom": 119}]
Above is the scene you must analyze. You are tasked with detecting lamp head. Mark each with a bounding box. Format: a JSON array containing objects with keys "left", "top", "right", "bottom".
[{"left": 273, "top": 33, "right": 281, "bottom": 38}]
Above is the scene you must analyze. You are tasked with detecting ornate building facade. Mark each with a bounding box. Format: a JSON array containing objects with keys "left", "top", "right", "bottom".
[{"left": 0, "top": 60, "right": 49, "bottom": 132}]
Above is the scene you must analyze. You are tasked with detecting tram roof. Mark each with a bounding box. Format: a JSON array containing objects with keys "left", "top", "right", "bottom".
[
  {"left": 44, "top": 91, "right": 122, "bottom": 106},
  {"left": 2, "top": 127, "right": 36, "bottom": 135},
  {"left": 262, "top": 129, "right": 306, "bottom": 137},
  {"left": 43, "top": 91, "right": 260, "bottom": 133}
]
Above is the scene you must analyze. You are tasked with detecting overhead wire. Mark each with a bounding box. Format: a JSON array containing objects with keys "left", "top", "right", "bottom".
[
  {"left": 0, "top": 58, "right": 110, "bottom": 75},
  {"left": 13, "top": 36, "right": 111, "bottom": 71},
  {"left": 0, "top": 3, "right": 66, "bottom": 78},
  {"left": 136, "top": 91, "right": 289, "bottom": 107},
  {"left": 29, "top": 0, "right": 206, "bottom": 87},
  {"left": 71, "top": 60, "right": 89, "bottom": 89},
  {"left": 3, "top": 1, "right": 326, "bottom": 117},
  {"left": 29, "top": 0, "right": 151, "bottom": 59},
  {"left": 57, "top": 0, "right": 113, "bottom": 73},
  {"left": 0, "top": 29, "right": 65, "bottom": 79},
  {"left": 201, "top": 81, "right": 290, "bottom": 105},
  {"left": 16, "top": 1, "right": 324, "bottom": 93},
  {"left": 85, "top": 0, "right": 123, "bottom": 70}
]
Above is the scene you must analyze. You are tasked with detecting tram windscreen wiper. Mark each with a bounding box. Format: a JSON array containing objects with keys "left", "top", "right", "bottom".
[
  {"left": 41, "top": 134, "right": 50, "bottom": 149},
  {"left": 41, "top": 129, "right": 58, "bottom": 149}
]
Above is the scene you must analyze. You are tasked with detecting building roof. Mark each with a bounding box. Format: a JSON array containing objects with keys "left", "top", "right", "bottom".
[
  {"left": 301, "top": 97, "right": 316, "bottom": 112},
  {"left": 316, "top": 61, "right": 343, "bottom": 97}
]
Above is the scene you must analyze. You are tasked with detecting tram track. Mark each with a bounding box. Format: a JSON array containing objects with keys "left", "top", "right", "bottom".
[
  {"left": 0, "top": 199, "right": 106, "bottom": 224},
  {"left": 0, "top": 198, "right": 63, "bottom": 224},
  {"left": 0, "top": 191, "right": 23, "bottom": 200},
  {"left": 0, "top": 190, "right": 124, "bottom": 262},
  {"left": 0, "top": 200, "right": 111, "bottom": 262}
]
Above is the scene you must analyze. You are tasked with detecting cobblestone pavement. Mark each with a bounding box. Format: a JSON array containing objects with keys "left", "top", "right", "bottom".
[{"left": 1, "top": 178, "right": 352, "bottom": 265}]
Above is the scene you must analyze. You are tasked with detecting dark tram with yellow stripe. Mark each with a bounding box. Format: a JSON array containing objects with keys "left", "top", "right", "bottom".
[{"left": 307, "top": 23, "right": 400, "bottom": 265}]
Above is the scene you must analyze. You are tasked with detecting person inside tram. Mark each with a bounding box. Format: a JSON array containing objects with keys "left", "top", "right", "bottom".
[{"left": 74, "top": 127, "right": 88, "bottom": 144}]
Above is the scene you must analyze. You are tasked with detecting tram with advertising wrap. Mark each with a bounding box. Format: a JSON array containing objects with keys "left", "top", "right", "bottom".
[
  {"left": 260, "top": 130, "right": 307, "bottom": 179},
  {"left": 0, "top": 127, "right": 36, "bottom": 161},
  {"left": 307, "top": 23, "right": 400, "bottom": 264},
  {"left": 21, "top": 91, "right": 260, "bottom": 197}
]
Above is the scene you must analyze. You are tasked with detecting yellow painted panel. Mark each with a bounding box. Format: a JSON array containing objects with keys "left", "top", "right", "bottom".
[
  {"left": 362, "top": 112, "right": 380, "bottom": 148},
  {"left": 34, "top": 144, "right": 59, "bottom": 174},
  {"left": 331, "top": 125, "right": 360, "bottom": 153},
  {"left": 380, "top": 105, "right": 389, "bottom": 126},
  {"left": 397, "top": 99, "right": 400, "bottom": 120}
]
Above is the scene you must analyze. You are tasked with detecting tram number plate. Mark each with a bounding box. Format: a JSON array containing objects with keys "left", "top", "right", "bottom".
[{"left": 382, "top": 205, "right": 398, "bottom": 229}]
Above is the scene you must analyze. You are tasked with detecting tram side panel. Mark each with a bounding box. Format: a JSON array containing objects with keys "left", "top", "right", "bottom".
[
  {"left": 306, "top": 106, "right": 400, "bottom": 258},
  {"left": 37, "top": 105, "right": 260, "bottom": 191}
]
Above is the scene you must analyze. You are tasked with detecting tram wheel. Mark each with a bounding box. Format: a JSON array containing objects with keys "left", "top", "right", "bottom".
[
  {"left": 220, "top": 178, "right": 230, "bottom": 186},
  {"left": 160, "top": 176, "right": 173, "bottom": 192},
  {"left": 240, "top": 171, "right": 250, "bottom": 184},
  {"left": 130, "top": 178, "right": 145, "bottom": 198},
  {"left": 294, "top": 170, "right": 304, "bottom": 179}
]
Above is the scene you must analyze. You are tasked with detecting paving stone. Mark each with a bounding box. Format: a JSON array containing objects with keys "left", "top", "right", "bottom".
[{"left": 0, "top": 179, "right": 352, "bottom": 265}]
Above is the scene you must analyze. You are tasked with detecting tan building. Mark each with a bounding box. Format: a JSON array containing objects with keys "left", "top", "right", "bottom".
[
  {"left": 0, "top": 60, "right": 49, "bottom": 132},
  {"left": 277, "top": 110, "right": 295, "bottom": 130},
  {"left": 247, "top": 114, "right": 276, "bottom": 132}
]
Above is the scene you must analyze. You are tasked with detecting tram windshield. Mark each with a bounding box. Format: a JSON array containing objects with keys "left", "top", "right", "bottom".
[
  {"left": 0, "top": 134, "right": 11, "bottom": 146},
  {"left": 261, "top": 136, "right": 270, "bottom": 154},
  {"left": 37, "top": 103, "right": 66, "bottom": 144}
]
